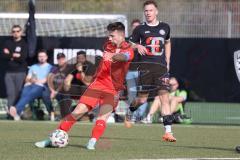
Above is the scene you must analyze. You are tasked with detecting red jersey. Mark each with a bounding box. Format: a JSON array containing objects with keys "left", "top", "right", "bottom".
[{"left": 89, "top": 41, "right": 134, "bottom": 93}]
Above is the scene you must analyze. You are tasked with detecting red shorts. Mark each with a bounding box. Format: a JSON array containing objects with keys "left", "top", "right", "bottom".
[{"left": 79, "top": 85, "right": 119, "bottom": 111}]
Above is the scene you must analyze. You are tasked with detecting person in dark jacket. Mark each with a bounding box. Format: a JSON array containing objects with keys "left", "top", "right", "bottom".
[{"left": 1, "top": 25, "right": 28, "bottom": 117}]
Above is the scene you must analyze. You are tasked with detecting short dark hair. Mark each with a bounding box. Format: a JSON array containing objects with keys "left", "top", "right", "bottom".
[
  {"left": 107, "top": 22, "right": 125, "bottom": 32},
  {"left": 143, "top": 0, "right": 158, "bottom": 8},
  {"left": 57, "top": 53, "right": 66, "bottom": 59},
  {"left": 12, "top": 25, "right": 22, "bottom": 31},
  {"left": 77, "top": 50, "right": 86, "bottom": 57},
  {"left": 38, "top": 49, "right": 48, "bottom": 55},
  {"left": 131, "top": 19, "right": 141, "bottom": 26}
]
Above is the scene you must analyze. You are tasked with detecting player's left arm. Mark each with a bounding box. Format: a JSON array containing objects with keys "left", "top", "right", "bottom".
[
  {"left": 165, "top": 41, "right": 171, "bottom": 71},
  {"left": 165, "top": 24, "right": 171, "bottom": 71}
]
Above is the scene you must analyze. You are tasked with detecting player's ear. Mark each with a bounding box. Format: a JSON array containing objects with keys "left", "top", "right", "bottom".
[
  {"left": 117, "top": 30, "right": 124, "bottom": 38},
  {"left": 156, "top": 9, "right": 158, "bottom": 16},
  {"left": 121, "top": 31, "right": 125, "bottom": 37}
]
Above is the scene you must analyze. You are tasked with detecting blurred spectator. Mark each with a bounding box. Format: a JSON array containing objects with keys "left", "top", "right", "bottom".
[
  {"left": 1, "top": 25, "right": 28, "bottom": 118},
  {"left": 130, "top": 19, "right": 141, "bottom": 32},
  {"left": 47, "top": 53, "right": 74, "bottom": 118},
  {"left": 9, "top": 50, "right": 53, "bottom": 121},
  {"left": 64, "top": 51, "right": 96, "bottom": 92},
  {"left": 125, "top": 19, "right": 148, "bottom": 123},
  {"left": 144, "top": 77, "right": 191, "bottom": 124},
  {"left": 63, "top": 51, "right": 96, "bottom": 121},
  {"left": 126, "top": 19, "right": 141, "bottom": 104}
]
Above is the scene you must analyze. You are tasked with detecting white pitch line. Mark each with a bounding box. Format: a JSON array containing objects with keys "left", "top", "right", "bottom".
[
  {"left": 0, "top": 120, "right": 240, "bottom": 129},
  {"left": 130, "top": 158, "right": 240, "bottom": 160}
]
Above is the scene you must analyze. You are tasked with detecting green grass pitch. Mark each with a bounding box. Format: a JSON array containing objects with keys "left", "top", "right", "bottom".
[{"left": 0, "top": 120, "right": 239, "bottom": 160}]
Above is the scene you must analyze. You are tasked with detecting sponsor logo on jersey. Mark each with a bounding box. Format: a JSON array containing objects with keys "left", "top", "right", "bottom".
[{"left": 145, "top": 31, "right": 150, "bottom": 34}]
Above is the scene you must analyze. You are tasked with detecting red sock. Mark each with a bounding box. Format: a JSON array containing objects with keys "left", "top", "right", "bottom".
[
  {"left": 91, "top": 120, "right": 106, "bottom": 140},
  {"left": 57, "top": 114, "right": 77, "bottom": 132}
]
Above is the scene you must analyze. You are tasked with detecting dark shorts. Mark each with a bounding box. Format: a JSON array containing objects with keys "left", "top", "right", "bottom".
[{"left": 137, "top": 62, "right": 170, "bottom": 96}]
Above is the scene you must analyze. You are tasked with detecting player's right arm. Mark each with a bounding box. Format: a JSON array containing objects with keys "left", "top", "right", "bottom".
[
  {"left": 134, "top": 44, "right": 148, "bottom": 55},
  {"left": 129, "top": 26, "right": 148, "bottom": 55}
]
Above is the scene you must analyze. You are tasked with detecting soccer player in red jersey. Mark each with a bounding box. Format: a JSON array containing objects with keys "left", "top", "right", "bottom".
[{"left": 35, "top": 22, "right": 134, "bottom": 150}]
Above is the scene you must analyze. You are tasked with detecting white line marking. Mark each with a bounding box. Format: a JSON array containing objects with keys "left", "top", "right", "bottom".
[{"left": 130, "top": 158, "right": 240, "bottom": 160}]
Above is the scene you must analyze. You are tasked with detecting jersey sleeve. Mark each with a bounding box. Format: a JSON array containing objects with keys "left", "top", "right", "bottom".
[
  {"left": 129, "top": 26, "right": 141, "bottom": 44},
  {"left": 124, "top": 48, "right": 134, "bottom": 62}
]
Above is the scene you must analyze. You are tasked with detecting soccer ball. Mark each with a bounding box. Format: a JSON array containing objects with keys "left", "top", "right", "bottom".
[{"left": 49, "top": 129, "right": 69, "bottom": 148}]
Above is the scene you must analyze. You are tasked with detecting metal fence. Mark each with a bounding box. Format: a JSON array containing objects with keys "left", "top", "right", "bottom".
[{"left": 0, "top": 0, "right": 239, "bottom": 38}]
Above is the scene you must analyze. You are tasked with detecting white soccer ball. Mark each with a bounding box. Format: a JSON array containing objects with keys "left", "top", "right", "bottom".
[{"left": 49, "top": 129, "right": 69, "bottom": 148}]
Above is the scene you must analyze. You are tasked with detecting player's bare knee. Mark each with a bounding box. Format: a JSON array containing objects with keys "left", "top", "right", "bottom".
[
  {"left": 160, "top": 96, "right": 169, "bottom": 105},
  {"left": 97, "top": 104, "right": 113, "bottom": 121},
  {"left": 72, "top": 103, "right": 88, "bottom": 115},
  {"left": 96, "top": 112, "right": 112, "bottom": 121}
]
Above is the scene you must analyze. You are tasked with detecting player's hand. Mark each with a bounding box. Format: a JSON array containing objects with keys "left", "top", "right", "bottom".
[
  {"left": 3, "top": 48, "right": 10, "bottom": 54},
  {"left": 136, "top": 44, "right": 148, "bottom": 55},
  {"left": 76, "top": 64, "right": 83, "bottom": 72},
  {"left": 12, "top": 53, "right": 21, "bottom": 58}
]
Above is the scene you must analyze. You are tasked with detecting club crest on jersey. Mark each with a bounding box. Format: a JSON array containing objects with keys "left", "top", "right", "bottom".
[
  {"left": 15, "top": 46, "right": 21, "bottom": 52},
  {"left": 159, "top": 29, "right": 165, "bottom": 35}
]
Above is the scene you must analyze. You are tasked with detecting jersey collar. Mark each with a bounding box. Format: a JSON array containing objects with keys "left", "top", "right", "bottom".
[{"left": 146, "top": 20, "right": 160, "bottom": 27}]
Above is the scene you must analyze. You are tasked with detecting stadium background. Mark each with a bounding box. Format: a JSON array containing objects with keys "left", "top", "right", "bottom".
[{"left": 0, "top": 0, "right": 240, "bottom": 124}]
